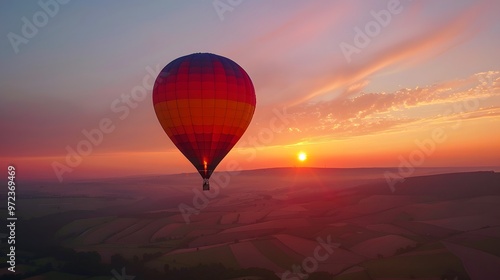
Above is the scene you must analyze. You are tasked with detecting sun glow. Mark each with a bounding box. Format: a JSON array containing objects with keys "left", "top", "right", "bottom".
[{"left": 298, "top": 152, "right": 307, "bottom": 162}]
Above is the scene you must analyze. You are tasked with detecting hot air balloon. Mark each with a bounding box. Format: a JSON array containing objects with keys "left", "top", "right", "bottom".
[{"left": 152, "top": 53, "right": 256, "bottom": 190}]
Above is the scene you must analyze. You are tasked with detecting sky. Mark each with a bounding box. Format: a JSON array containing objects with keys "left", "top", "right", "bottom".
[{"left": 1, "top": 0, "right": 499, "bottom": 182}]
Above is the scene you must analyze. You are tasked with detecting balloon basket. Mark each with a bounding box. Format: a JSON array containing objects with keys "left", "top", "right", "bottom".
[{"left": 203, "top": 179, "right": 210, "bottom": 191}]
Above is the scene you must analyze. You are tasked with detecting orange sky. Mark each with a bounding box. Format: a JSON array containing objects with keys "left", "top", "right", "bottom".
[{"left": 1, "top": 1, "right": 499, "bottom": 182}]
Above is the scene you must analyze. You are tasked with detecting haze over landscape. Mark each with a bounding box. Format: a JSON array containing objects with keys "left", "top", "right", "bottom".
[{"left": 3, "top": 168, "right": 500, "bottom": 279}]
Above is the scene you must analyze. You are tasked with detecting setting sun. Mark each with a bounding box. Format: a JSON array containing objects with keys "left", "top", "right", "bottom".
[{"left": 298, "top": 152, "right": 307, "bottom": 162}]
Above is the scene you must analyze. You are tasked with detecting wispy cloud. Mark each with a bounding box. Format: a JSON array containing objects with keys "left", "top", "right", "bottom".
[
  {"left": 273, "top": 71, "right": 499, "bottom": 141},
  {"left": 286, "top": 0, "right": 491, "bottom": 106}
]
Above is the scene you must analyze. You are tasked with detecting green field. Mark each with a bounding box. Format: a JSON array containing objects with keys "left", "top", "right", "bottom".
[
  {"left": 148, "top": 245, "right": 240, "bottom": 270},
  {"left": 362, "top": 252, "right": 469, "bottom": 279},
  {"left": 459, "top": 237, "right": 500, "bottom": 258},
  {"left": 56, "top": 216, "right": 115, "bottom": 238},
  {"left": 332, "top": 270, "right": 371, "bottom": 280},
  {"left": 24, "top": 271, "right": 86, "bottom": 280},
  {"left": 252, "top": 238, "right": 302, "bottom": 269}
]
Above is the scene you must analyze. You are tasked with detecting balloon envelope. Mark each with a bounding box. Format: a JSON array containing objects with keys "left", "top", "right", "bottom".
[{"left": 152, "top": 53, "right": 256, "bottom": 189}]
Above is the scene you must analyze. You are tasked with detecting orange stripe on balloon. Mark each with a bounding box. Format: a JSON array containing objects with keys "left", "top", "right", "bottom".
[{"left": 154, "top": 100, "right": 255, "bottom": 130}]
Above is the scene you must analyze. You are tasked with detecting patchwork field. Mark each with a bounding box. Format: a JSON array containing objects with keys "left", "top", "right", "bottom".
[{"left": 8, "top": 168, "right": 500, "bottom": 279}]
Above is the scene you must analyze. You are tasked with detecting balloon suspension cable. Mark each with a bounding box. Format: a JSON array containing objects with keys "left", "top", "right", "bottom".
[{"left": 203, "top": 178, "right": 210, "bottom": 191}]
